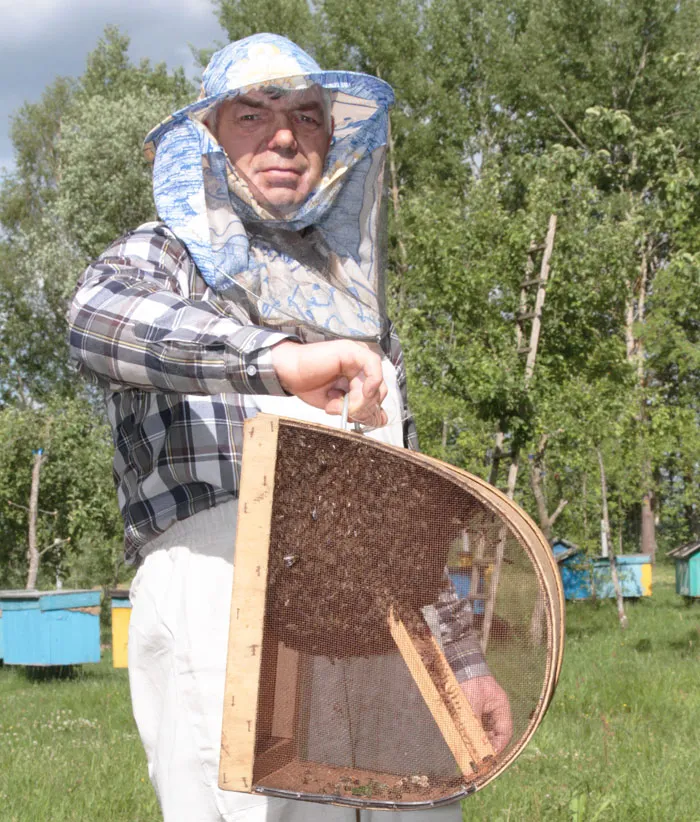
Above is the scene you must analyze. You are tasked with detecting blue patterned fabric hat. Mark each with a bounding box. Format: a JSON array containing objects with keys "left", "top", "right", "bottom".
[{"left": 144, "top": 34, "right": 395, "bottom": 340}]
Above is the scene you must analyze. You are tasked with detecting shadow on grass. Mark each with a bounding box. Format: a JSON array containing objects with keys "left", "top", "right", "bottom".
[
  {"left": 668, "top": 628, "right": 700, "bottom": 655},
  {"left": 24, "top": 665, "right": 79, "bottom": 681},
  {"left": 18, "top": 662, "right": 123, "bottom": 682}
]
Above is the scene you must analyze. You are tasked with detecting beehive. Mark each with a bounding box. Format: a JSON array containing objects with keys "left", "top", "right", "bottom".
[
  {"left": 110, "top": 589, "right": 132, "bottom": 668},
  {"left": 219, "top": 415, "right": 564, "bottom": 809},
  {"left": 0, "top": 589, "right": 101, "bottom": 666},
  {"left": 668, "top": 541, "right": 700, "bottom": 598}
]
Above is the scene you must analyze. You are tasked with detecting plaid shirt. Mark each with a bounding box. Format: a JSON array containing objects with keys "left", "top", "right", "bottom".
[{"left": 68, "top": 221, "right": 486, "bottom": 680}]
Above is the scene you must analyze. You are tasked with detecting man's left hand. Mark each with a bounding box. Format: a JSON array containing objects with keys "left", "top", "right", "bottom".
[{"left": 460, "top": 675, "right": 513, "bottom": 754}]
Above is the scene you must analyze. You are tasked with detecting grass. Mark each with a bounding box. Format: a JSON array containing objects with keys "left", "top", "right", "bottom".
[
  {"left": 0, "top": 563, "right": 698, "bottom": 821},
  {"left": 464, "top": 562, "right": 700, "bottom": 821},
  {"left": 0, "top": 652, "right": 159, "bottom": 822}
]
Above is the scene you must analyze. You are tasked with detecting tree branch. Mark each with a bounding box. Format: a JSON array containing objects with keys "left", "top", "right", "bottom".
[
  {"left": 549, "top": 498, "right": 569, "bottom": 527},
  {"left": 529, "top": 461, "right": 549, "bottom": 529},
  {"left": 547, "top": 103, "right": 587, "bottom": 151},
  {"left": 38, "top": 537, "right": 71, "bottom": 558},
  {"left": 626, "top": 41, "right": 649, "bottom": 109},
  {"left": 7, "top": 499, "right": 58, "bottom": 516}
]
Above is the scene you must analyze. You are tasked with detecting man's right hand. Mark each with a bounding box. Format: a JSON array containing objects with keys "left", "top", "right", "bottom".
[{"left": 271, "top": 340, "right": 388, "bottom": 427}]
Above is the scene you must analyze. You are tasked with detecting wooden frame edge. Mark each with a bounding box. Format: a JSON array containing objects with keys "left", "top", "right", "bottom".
[{"left": 219, "top": 415, "right": 280, "bottom": 793}]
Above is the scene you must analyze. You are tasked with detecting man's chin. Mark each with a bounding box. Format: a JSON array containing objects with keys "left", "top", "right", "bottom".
[{"left": 259, "top": 189, "right": 310, "bottom": 217}]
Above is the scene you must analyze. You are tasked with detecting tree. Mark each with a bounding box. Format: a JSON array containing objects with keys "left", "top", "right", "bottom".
[
  {"left": 0, "top": 27, "right": 195, "bottom": 587},
  {"left": 0, "top": 397, "right": 122, "bottom": 590}
]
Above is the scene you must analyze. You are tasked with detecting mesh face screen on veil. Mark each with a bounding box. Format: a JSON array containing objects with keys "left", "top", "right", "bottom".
[
  {"left": 144, "top": 35, "right": 395, "bottom": 343},
  {"left": 218, "top": 416, "right": 565, "bottom": 810}
]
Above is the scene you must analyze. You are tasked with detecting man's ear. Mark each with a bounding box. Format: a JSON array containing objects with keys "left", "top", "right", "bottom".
[{"left": 327, "top": 116, "right": 335, "bottom": 150}]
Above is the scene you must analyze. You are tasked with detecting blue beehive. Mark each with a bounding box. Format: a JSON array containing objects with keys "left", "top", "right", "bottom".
[
  {"left": 552, "top": 539, "right": 592, "bottom": 600},
  {"left": 591, "top": 554, "right": 652, "bottom": 598},
  {"left": 0, "top": 589, "right": 101, "bottom": 666},
  {"left": 667, "top": 541, "right": 700, "bottom": 597},
  {"left": 448, "top": 567, "right": 488, "bottom": 614}
]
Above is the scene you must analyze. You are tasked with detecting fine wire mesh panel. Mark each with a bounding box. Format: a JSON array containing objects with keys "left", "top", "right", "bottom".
[{"left": 220, "top": 415, "right": 564, "bottom": 810}]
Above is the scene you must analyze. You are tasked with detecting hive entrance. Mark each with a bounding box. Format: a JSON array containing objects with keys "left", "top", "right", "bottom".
[{"left": 220, "top": 416, "right": 563, "bottom": 809}]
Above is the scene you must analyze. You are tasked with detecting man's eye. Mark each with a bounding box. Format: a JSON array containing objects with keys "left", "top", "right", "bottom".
[
  {"left": 239, "top": 113, "right": 260, "bottom": 121},
  {"left": 296, "top": 113, "right": 321, "bottom": 126}
]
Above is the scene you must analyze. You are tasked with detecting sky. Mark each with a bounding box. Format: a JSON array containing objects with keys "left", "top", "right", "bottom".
[{"left": 0, "top": 0, "right": 228, "bottom": 173}]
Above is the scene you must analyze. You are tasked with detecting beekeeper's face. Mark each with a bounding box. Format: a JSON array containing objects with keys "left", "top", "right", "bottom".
[{"left": 215, "top": 85, "right": 333, "bottom": 215}]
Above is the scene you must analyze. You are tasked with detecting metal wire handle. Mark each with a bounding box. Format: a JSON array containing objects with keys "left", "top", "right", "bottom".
[{"left": 340, "top": 393, "right": 362, "bottom": 433}]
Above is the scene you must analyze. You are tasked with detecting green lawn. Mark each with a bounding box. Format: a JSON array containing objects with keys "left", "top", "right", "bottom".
[
  {"left": 0, "top": 654, "right": 159, "bottom": 822},
  {"left": 465, "top": 562, "right": 700, "bottom": 821},
  {"left": 0, "top": 563, "right": 698, "bottom": 821}
]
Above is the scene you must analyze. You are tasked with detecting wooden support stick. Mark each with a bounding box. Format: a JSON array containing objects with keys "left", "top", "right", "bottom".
[{"left": 387, "top": 608, "right": 494, "bottom": 776}]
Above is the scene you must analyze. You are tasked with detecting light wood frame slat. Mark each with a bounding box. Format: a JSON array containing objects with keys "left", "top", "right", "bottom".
[
  {"left": 387, "top": 608, "right": 494, "bottom": 774},
  {"left": 219, "top": 417, "right": 280, "bottom": 793}
]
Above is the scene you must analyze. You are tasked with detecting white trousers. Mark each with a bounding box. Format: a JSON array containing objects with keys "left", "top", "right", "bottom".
[{"left": 128, "top": 502, "right": 462, "bottom": 822}]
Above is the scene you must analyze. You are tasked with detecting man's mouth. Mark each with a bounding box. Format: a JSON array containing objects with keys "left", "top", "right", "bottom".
[{"left": 262, "top": 167, "right": 302, "bottom": 177}]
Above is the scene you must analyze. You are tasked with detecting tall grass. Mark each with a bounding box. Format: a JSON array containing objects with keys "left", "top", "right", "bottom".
[{"left": 0, "top": 563, "right": 698, "bottom": 821}]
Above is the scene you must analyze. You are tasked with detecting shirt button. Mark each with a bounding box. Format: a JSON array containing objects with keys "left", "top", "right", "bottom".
[{"left": 246, "top": 365, "right": 258, "bottom": 377}]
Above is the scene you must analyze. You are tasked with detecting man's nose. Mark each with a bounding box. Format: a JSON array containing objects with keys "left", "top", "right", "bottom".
[{"left": 266, "top": 114, "right": 297, "bottom": 151}]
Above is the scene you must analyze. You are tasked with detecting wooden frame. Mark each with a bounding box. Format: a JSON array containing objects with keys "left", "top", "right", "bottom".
[{"left": 219, "top": 414, "right": 564, "bottom": 803}]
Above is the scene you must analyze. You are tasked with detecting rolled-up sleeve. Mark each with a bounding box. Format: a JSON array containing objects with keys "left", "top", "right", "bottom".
[{"left": 68, "top": 231, "right": 293, "bottom": 397}]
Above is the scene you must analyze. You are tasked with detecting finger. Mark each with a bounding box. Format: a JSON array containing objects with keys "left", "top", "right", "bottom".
[
  {"left": 487, "top": 703, "right": 513, "bottom": 754},
  {"left": 325, "top": 395, "right": 345, "bottom": 416},
  {"left": 347, "top": 399, "right": 386, "bottom": 428},
  {"left": 332, "top": 376, "right": 350, "bottom": 394},
  {"left": 345, "top": 347, "right": 383, "bottom": 400},
  {"left": 489, "top": 728, "right": 510, "bottom": 755}
]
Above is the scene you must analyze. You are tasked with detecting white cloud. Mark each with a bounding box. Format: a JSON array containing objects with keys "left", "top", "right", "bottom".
[
  {"left": 0, "top": 0, "right": 227, "bottom": 172},
  {"left": 0, "top": 0, "right": 68, "bottom": 39}
]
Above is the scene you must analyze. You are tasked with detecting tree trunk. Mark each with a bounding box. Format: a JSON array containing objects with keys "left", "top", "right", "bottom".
[
  {"left": 529, "top": 433, "right": 568, "bottom": 542},
  {"left": 484, "top": 216, "right": 557, "bottom": 651},
  {"left": 26, "top": 449, "right": 46, "bottom": 590},
  {"left": 523, "top": 215, "right": 557, "bottom": 384},
  {"left": 640, "top": 490, "right": 657, "bottom": 561},
  {"left": 627, "top": 240, "right": 658, "bottom": 560},
  {"left": 488, "top": 431, "right": 504, "bottom": 488},
  {"left": 597, "top": 448, "right": 627, "bottom": 629}
]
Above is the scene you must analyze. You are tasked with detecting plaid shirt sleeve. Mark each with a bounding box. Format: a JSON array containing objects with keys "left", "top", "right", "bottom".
[
  {"left": 385, "top": 320, "right": 419, "bottom": 451},
  {"left": 435, "top": 570, "right": 490, "bottom": 682},
  {"left": 386, "top": 321, "right": 488, "bottom": 681},
  {"left": 68, "top": 223, "right": 293, "bottom": 396}
]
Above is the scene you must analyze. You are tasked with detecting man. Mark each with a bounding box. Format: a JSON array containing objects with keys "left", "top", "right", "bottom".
[{"left": 69, "top": 33, "right": 511, "bottom": 821}]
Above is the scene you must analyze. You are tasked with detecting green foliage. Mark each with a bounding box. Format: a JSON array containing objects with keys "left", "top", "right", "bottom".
[
  {"left": 211, "top": 0, "right": 700, "bottom": 550},
  {"left": 0, "top": 1, "right": 699, "bottom": 588},
  {"left": 216, "top": 0, "right": 321, "bottom": 55},
  {"left": 0, "top": 26, "right": 193, "bottom": 586},
  {"left": 56, "top": 90, "right": 175, "bottom": 259},
  {"left": 0, "top": 396, "right": 122, "bottom": 590}
]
